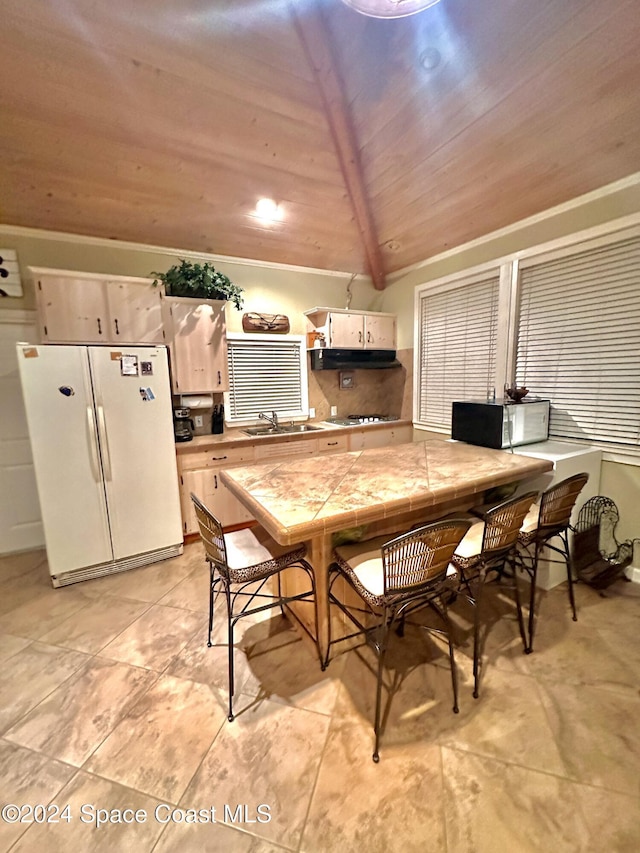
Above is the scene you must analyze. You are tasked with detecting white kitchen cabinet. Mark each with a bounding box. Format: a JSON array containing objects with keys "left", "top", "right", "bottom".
[
  {"left": 514, "top": 440, "right": 602, "bottom": 589},
  {"left": 304, "top": 308, "right": 397, "bottom": 350},
  {"left": 161, "top": 296, "right": 229, "bottom": 394},
  {"left": 32, "top": 268, "right": 164, "bottom": 344}
]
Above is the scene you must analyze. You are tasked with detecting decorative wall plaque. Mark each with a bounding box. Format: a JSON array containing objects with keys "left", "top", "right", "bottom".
[{"left": 242, "top": 312, "right": 290, "bottom": 333}]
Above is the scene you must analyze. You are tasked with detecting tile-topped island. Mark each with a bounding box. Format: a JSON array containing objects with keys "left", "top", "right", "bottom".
[{"left": 221, "top": 439, "right": 553, "bottom": 658}]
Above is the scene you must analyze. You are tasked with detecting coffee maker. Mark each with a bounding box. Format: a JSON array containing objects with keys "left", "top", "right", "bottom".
[{"left": 173, "top": 407, "right": 195, "bottom": 442}]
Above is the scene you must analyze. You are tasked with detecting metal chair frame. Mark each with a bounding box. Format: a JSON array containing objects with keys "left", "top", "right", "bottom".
[
  {"left": 325, "top": 518, "right": 472, "bottom": 762},
  {"left": 191, "top": 493, "right": 320, "bottom": 722},
  {"left": 516, "top": 472, "right": 589, "bottom": 653},
  {"left": 453, "top": 491, "right": 539, "bottom": 698}
]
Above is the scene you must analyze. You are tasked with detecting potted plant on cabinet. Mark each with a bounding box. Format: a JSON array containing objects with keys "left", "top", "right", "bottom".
[{"left": 152, "top": 259, "right": 244, "bottom": 310}]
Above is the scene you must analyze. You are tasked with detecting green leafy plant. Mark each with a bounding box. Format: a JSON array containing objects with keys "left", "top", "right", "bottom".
[{"left": 152, "top": 259, "right": 244, "bottom": 310}]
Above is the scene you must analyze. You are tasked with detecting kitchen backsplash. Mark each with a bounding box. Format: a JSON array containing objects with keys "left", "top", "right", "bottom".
[{"left": 308, "top": 348, "right": 413, "bottom": 421}]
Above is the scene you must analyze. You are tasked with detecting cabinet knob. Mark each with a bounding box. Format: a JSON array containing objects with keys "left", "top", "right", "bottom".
[
  {"left": 217, "top": 370, "right": 221, "bottom": 385},
  {"left": 97, "top": 318, "right": 102, "bottom": 335},
  {"left": 358, "top": 330, "right": 363, "bottom": 343},
  {"left": 114, "top": 318, "right": 120, "bottom": 335}
]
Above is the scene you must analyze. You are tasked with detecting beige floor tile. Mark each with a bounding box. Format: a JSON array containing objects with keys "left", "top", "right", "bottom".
[
  {"left": 0, "top": 643, "right": 89, "bottom": 734},
  {"left": 9, "top": 770, "right": 166, "bottom": 853},
  {"left": 302, "top": 719, "right": 446, "bottom": 853},
  {"left": 0, "top": 632, "right": 32, "bottom": 663},
  {"left": 538, "top": 680, "right": 640, "bottom": 796},
  {"left": 99, "top": 604, "right": 206, "bottom": 671},
  {"left": 158, "top": 566, "right": 210, "bottom": 613},
  {"left": 439, "top": 666, "right": 567, "bottom": 776},
  {"left": 0, "top": 740, "right": 76, "bottom": 849},
  {"left": 571, "top": 780, "right": 640, "bottom": 852},
  {"left": 0, "top": 549, "right": 47, "bottom": 583},
  {"left": 0, "top": 585, "right": 94, "bottom": 639},
  {"left": 85, "top": 674, "right": 226, "bottom": 803},
  {"left": 182, "top": 700, "right": 330, "bottom": 849},
  {"left": 441, "top": 746, "right": 593, "bottom": 853},
  {"left": 520, "top": 619, "right": 638, "bottom": 697},
  {"left": 78, "top": 555, "right": 195, "bottom": 604},
  {"left": 154, "top": 819, "right": 289, "bottom": 852},
  {"left": 40, "top": 596, "right": 150, "bottom": 655},
  {"left": 4, "top": 657, "right": 157, "bottom": 766}
]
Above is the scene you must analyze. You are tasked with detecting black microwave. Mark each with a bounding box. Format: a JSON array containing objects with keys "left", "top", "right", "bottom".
[{"left": 451, "top": 400, "right": 550, "bottom": 449}]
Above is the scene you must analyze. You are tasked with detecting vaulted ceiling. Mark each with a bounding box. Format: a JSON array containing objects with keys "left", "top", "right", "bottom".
[{"left": 1, "top": 0, "right": 640, "bottom": 287}]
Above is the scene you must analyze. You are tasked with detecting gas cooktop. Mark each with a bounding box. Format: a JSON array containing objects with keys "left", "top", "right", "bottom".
[{"left": 323, "top": 414, "right": 399, "bottom": 427}]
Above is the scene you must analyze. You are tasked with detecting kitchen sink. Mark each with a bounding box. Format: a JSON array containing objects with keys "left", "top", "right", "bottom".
[{"left": 243, "top": 424, "right": 322, "bottom": 436}]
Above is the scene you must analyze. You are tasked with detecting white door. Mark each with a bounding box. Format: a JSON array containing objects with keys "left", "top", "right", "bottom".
[
  {"left": 89, "top": 346, "right": 182, "bottom": 559},
  {"left": 0, "top": 312, "right": 43, "bottom": 554},
  {"left": 16, "top": 344, "right": 113, "bottom": 574},
  {"left": 364, "top": 314, "right": 396, "bottom": 349}
]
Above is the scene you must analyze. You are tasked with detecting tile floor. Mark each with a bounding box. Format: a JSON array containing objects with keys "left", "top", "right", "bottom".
[{"left": 0, "top": 544, "right": 639, "bottom": 852}]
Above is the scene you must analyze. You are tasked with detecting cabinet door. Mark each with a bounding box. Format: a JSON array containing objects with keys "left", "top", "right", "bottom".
[
  {"left": 180, "top": 466, "right": 252, "bottom": 533},
  {"left": 328, "top": 312, "right": 364, "bottom": 348},
  {"left": 364, "top": 314, "right": 396, "bottom": 349},
  {"left": 37, "top": 275, "right": 109, "bottom": 343},
  {"left": 107, "top": 280, "right": 164, "bottom": 343},
  {"left": 165, "top": 299, "right": 229, "bottom": 393}
]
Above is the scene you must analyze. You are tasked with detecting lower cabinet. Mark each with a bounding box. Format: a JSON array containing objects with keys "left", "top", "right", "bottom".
[
  {"left": 178, "top": 446, "right": 255, "bottom": 535},
  {"left": 348, "top": 424, "right": 413, "bottom": 451}
]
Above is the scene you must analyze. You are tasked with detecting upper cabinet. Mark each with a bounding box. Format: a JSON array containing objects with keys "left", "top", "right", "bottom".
[
  {"left": 304, "top": 307, "right": 397, "bottom": 350},
  {"left": 161, "top": 295, "right": 229, "bottom": 394},
  {"left": 32, "top": 268, "right": 164, "bottom": 344}
]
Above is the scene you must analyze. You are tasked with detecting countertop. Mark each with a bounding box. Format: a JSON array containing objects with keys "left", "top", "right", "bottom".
[
  {"left": 219, "top": 438, "right": 554, "bottom": 545},
  {"left": 175, "top": 419, "right": 413, "bottom": 453}
]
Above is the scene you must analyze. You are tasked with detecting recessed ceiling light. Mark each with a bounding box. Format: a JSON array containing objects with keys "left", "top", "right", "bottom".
[
  {"left": 420, "top": 46, "right": 441, "bottom": 70},
  {"left": 254, "top": 198, "right": 283, "bottom": 222},
  {"left": 341, "top": 0, "right": 442, "bottom": 19}
]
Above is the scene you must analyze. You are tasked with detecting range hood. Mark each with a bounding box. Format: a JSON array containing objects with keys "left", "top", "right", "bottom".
[{"left": 309, "top": 349, "right": 401, "bottom": 370}]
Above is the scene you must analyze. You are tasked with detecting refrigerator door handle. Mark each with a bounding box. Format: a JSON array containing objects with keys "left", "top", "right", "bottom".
[
  {"left": 86, "top": 406, "right": 101, "bottom": 483},
  {"left": 96, "top": 404, "right": 113, "bottom": 481}
]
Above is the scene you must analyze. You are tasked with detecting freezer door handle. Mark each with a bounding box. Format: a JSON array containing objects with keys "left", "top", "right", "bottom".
[
  {"left": 86, "top": 407, "right": 101, "bottom": 483},
  {"left": 96, "top": 404, "right": 113, "bottom": 481}
]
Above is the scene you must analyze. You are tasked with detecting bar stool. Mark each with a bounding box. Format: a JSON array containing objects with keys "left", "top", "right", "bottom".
[
  {"left": 325, "top": 518, "right": 472, "bottom": 762},
  {"left": 517, "top": 472, "right": 589, "bottom": 653},
  {"left": 452, "top": 491, "right": 539, "bottom": 698},
  {"left": 190, "top": 493, "right": 320, "bottom": 721}
]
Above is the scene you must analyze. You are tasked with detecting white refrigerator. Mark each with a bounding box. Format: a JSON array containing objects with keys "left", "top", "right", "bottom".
[{"left": 17, "top": 344, "right": 183, "bottom": 586}]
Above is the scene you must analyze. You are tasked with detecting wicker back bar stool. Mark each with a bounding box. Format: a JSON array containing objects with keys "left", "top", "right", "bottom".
[
  {"left": 517, "top": 472, "right": 589, "bottom": 653},
  {"left": 190, "top": 493, "right": 320, "bottom": 722},
  {"left": 325, "top": 518, "right": 472, "bottom": 762},
  {"left": 452, "top": 491, "right": 539, "bottom": 698}
]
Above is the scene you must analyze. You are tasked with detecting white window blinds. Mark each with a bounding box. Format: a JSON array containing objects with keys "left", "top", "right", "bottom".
[
  {"left": 515, "top": 234, "right": 640, "bottom": 452},
  {"left": 225, "top": 334, "right": 308, "bottom": 423},
  {"left": 416, "top": 273, "right": 500, "bottom": 430}
]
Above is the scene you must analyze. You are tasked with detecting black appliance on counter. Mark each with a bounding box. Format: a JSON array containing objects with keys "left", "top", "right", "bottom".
[
  {"left": 212, "top": 404, "right": 224, "bottom": 435},
  {"left": 173, "top": 407, "right": 194, "bottom": 442}
]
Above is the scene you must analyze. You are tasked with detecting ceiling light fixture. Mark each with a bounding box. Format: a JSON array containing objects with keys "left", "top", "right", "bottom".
[
  {"left": 253, "top": 198, "right": 284, "bottom": 223},
  {"left": 340, "top": 0, "right": 442, "bottom": 19}
]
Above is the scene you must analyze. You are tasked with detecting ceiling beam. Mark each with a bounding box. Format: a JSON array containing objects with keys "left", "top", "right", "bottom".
[{"left": 291, "top": 2, "right": 386, "bottom": 289}]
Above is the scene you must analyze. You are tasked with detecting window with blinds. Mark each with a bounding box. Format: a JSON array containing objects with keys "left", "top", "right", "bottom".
[
  {"left": 224, "top": 334, "right": 308, "bottom": 423},
  {"left": 416, "top": 273, "right": 500, "bottom": 430},
  {"left": 515, "top": 234, "right": 640, "bottom": 453}
]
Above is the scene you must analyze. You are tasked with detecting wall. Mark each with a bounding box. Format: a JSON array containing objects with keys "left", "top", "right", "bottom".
[
  {"left": 0, "top": 225, "right": 412, "bottom": 431},
  {"left": 376, "top": 175, "right": 640, "bottom": 542}
]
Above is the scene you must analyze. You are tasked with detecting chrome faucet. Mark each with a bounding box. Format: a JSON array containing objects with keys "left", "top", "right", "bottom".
[{"left": 258, "top": 411, "right": 279, "bottom": 429}]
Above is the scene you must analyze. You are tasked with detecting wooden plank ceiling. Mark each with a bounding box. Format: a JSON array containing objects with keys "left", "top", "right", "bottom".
[{"left": 1, "top": 0, "right": 640, "bottom": 287}]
